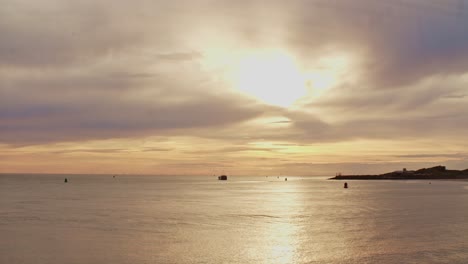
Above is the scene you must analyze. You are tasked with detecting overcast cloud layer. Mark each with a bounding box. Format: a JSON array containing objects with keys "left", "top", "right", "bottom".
[{"left": 2, "top": 0, "right": 468, "bottom": 174}]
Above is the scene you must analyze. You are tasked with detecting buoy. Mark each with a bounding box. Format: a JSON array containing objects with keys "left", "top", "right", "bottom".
[
  {"left": 344, "top": 182, "right": 348, "bottom": 189},
  {"left": 285, "top": 178, "right": 287, "bottom": 181},
  {"left": 64, "top": 178, "right": 68, "bottom": 183}
]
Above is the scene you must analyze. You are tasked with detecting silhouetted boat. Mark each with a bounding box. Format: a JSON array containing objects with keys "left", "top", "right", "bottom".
[{"left": 218, "top": 175, "right": 227, "bottom": 180}]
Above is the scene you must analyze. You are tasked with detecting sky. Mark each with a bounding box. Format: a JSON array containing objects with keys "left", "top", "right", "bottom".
[{"left": 2, "top": 0, "right": 468, "bottom": 176}]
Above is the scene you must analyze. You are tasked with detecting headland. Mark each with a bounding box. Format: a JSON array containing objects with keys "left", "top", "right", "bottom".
[{"left": 330, "top": 166, "right": 468, "bottom": 180}]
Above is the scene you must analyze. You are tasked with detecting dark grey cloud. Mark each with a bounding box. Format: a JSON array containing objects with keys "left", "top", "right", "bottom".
[
  {"left": 287, "top": 0, "right": 468, "bottom": 87},
  {"left": 0, "top": 90, "right": 264, "bottom": 144}
]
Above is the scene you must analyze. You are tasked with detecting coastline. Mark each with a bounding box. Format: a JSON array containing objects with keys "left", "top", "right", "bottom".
[{"left": 329, "top": 166, "right": 468, "bottom": 180}]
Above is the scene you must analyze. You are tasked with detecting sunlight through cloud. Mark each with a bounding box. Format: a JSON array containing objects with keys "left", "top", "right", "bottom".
[{"left": 230, "top": 50, "right": 307, "bottom": 108}]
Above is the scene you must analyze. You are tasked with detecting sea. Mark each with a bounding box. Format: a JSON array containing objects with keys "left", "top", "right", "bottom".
[{"left": 1, "top": 174, "right": 467, "bottom": 264}]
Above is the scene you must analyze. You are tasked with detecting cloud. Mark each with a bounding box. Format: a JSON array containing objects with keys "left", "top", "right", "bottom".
[
  {"left": 0, "top": 1, "right": 148, "bottom": 68},
  {"left": 285, "top": 0, "right": 468, "bottom": 88},
  {"left": 394, "top": 153, "right": 468, "bottom": 159},
  {"left": 156, "top": 52, "right": 203, "bottom": 61},
  {"left": 187, "top": 146, "right": 283, "bottom": 155},
  {"left": 49, "top": 147, "right": 173, "bottom": 154},
  {"left": 2, "top": 0, "right": 468, "bottom": 151},
  {"left": 288, "top": 109, "right": 468, "bottom": 144},
  {"left": 0, "top": 88, "right": 265, "bottom": 144},
  {"left": 1, "top": 0, "right": 277, "bottom": 146}
]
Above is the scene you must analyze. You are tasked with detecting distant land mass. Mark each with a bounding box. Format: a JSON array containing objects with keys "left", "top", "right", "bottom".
[{"left": 330, "top": 166, "right": 468, "bottom": 180}]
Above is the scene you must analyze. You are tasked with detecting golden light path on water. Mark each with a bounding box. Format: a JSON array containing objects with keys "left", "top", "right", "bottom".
[{"left": 241, "top": 177, "right": 303, "bottom": 264}]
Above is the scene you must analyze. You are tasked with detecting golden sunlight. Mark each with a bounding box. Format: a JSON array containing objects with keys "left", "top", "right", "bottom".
[
  {"left": 304, "top": 53, "right": 354, "bottom": 97},
  {"left": 199, "top": 45, "right": 354, "bottom": 108},
  {"left": 230, "top": 50, "right": 307, "bottom": 108}
]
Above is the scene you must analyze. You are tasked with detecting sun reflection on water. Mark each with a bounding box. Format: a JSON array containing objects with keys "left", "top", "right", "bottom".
[{"left": 252, "top": 180, "right": 304, "bottom": 264}]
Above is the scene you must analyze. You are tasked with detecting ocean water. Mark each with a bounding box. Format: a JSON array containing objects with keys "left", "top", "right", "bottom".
[{"left": 1, "top": 174, "right": 468, "bottom": 264}]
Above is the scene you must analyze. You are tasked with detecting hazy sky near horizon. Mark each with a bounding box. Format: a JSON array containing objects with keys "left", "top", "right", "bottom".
[{"left": 2, "top": 0, "right": 468, "bottom": 175}]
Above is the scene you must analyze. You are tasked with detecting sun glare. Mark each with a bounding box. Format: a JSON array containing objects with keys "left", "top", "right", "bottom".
[
  {"left": 227, "top": 50, "right": 351, "bottom": 108},
  {"left": 231, "top": 50, "right": 307, "bottom": 108},
  {"left": 201, "top": 47, "right": 352, "bottom": 108}
]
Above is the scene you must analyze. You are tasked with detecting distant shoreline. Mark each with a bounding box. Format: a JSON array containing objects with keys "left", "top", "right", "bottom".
[{"left": 329, "top": 166, "right": 468, "bottom": 180}]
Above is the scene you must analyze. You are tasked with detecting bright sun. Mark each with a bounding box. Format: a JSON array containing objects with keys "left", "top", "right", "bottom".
[
  {"left": 231, "top": 50, "right": 307, "bottom": 107},
  {"left": 201, "top": 48, "right": 351, "bottom": 108}
]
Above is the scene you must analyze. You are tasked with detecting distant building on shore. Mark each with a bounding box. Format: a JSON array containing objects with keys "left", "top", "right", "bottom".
[{"left": 394, "top": 168, "right": 414, "bottom": 174}]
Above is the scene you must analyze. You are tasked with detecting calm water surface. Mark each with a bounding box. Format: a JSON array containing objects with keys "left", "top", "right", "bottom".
[{"left": 1, "top": 174, "right": 468, "bottom": 264}]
